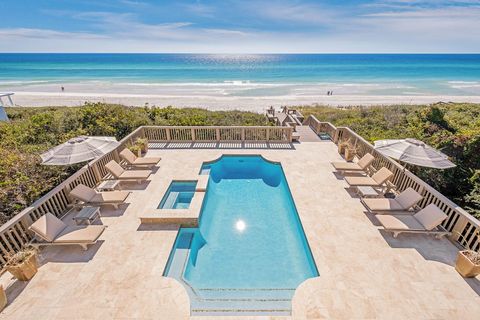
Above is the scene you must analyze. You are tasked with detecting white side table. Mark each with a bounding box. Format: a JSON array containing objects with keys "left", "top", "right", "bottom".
[
  {"left": 356, "top": 186, "right": 380, "bottom": 198},
  {"left": 97, "top": 180, "right": 120, "bottom": 191},
  {"left": 73, "top": 206, "right": 101, "bottom": 225}
]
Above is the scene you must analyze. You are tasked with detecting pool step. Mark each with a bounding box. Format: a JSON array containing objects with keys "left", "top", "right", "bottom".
[
  {"left": 196, "top": 288, "right": 295, "bottom": 300},
  {"left": 191, "top": 298, "right": 292, "bottom": 316},
  {"left": 190, "top": 288, "right": 294, "bottom": 316}
]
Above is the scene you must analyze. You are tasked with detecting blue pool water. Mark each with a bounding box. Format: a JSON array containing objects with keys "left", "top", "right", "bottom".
[
  {"left": 158, "top": 181, "right": 197, "bottom": 209},
  {"left": 164, "top": 155, "right": 318, "bottom": 314}
]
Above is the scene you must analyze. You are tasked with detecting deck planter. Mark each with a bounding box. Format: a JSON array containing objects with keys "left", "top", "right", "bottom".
[
  {"left": 455, "top": 250, "right": 480, "bottom": 278},
  {"left": 6, "top": 251, "right": 38, "bottom": 281},
  {"left": 344, "top": 148, "right": 356, "bottom": 162},
  {"left": 338, "top": 142, "right": 347, "bottom": 155},
  {"left": 136, "top": 138, "right": 148, "bottom": 154}
]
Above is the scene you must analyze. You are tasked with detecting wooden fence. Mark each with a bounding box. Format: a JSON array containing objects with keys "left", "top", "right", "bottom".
[
  {"left": 0, "top": 125, "right": 291, "bottom": 268},
  {"left": 143, "top": 126, "right": 292, "bottom": 143},
  {"left": 304, "top": 115, "right": 480, "bottom": 252}
]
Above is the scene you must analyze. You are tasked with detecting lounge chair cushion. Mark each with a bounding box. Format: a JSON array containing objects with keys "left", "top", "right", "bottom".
[
  {"left": 70, "top": 184, "right": 96, "bottom": 202},
  {"left": 332, "top": 153, "right": 374, "bottom": 171},
  {"left": 332, "top": 162, "right": 362, "bottom": 171},
  {"left": 372, "top": 168, "right": 393, "bottom": 184},
  {"left": 29, "top": 213, "right": 67, "bottom": 242},
  {"left": 362, "top": 198, "right": 405, "bottom": 211},
  {"left": 414, "top": 204, "right": 447, "bottom": 230},
  {"left": 345, "top": 176, "right": 377, "bottom": 186},
  {"left": 357, "top": 153, "right": 375, "bottom": 169},
  {"left": 105, "top": 160, "right": 125, "bottom": 178},
  {"left": 395, "top": 188, "right": 423, "bottom": 209},
  {"left": 119, "top": 148, "right": 137, "bottom": 164},
  {"left": 91, "top": 191, "right": 130, "bottom": 203},
  {"left": 133, "top": 157, "right": 161, "bottom": 165},
  {"left": 120, "top": 170, "right": 151, "bottom": 179},
  {"left": 54, "top": 225, "right": 106, "bottom": 244},
  {"left": 376, "top": 214, "right": 424, "bottom": 231}
]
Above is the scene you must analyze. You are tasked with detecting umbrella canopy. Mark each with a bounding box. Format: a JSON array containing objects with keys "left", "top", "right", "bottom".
[
  {"left": 374, "top": 138, "right": 456, "bottom": 169},
  {"left": 41, "top": 136, "right": 120, "bottom": 165}
]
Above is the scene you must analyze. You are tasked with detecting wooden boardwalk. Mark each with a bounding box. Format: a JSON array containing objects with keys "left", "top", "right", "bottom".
[{"left": 295, "top": 125, "right": 322, "bottom": 142}]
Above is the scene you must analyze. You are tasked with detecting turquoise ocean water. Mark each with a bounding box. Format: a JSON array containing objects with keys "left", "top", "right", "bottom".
[{"left": 0, "top": 53, "right": 479, "bottom": 95}]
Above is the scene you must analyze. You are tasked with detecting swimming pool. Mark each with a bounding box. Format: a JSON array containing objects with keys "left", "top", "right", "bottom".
[{"left": 164, "top": 155, "right": 318, "bottom": 315}]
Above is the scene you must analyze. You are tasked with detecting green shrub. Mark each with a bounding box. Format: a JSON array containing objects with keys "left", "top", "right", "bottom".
[{"left": 0, "top": 103, "right": 266, "bottom": 224}]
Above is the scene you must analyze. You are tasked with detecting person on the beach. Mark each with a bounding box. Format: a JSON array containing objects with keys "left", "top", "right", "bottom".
[{"left": 61, "top": 86, "right": 64, "bottom": 92}]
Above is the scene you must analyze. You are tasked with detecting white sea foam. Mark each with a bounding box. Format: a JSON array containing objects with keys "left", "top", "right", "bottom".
[
  {"left": 447, "top": 81, "right": 478, "bottom": 84},
  {"left": 450, "top": 84, "right": 480, "bottom": 89},
  {"left": 0, "top": 80, "right": 51, "bottom": 85},
  {"left": 447, "top": 80, "right": 480, "bottom": 89},
  {"left": 118, "top": 81, "right": 289, "bottom": 87}
]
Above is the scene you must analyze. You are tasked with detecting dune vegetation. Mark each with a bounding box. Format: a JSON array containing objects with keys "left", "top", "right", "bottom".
[
  {"left": 0, "top": 103, "right": 268, "bottom": 224},
  {"left": 0, "top": 102, "right": 478, "bottom": 225}
]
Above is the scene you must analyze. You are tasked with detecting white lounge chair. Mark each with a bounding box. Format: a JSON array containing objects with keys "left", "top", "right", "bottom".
[
  {"left": 119, "top": 148, "right": 161, "bottom": 168},
  {"left": 345, "top": 167, "right": 393, "bottom": 188},
  {"left": 361, "top": 187, "right": 423, "bottom": 214},
  {"left": 69, "top": 184, "right": 130, "bottom": 209},
  {"left": 376, "top": 204, "right": 450, "bottom": 238},
  {"left": 331, "top": 153, "right": 375, "bottom": 174},
  {"left": 29, "top": 213, "right": 106, "bottom": 250},
  {"left": 105, "top": 160, "right": 151, "bottom": 184}
]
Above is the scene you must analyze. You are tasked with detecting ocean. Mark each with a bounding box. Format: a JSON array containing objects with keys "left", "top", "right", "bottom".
[{"left": 1, "top": 53, "right": 480, "bottom": 97}]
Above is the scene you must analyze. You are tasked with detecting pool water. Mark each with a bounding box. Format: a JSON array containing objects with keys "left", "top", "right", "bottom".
[
  {"left": 164, "top": 156, "right": 318, "bottom": 315},
  {"left": 158, "top": 181, "right": 197, "bottom": 209}
]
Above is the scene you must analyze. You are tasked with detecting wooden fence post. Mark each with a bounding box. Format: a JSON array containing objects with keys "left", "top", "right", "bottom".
[{"left": 166, "top": 128, "right": 171, "bottom": 141}]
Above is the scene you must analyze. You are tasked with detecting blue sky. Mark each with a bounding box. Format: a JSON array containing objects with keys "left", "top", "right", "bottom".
[{"left": 0, "top": 0, "right": 479, "bottom": 52}]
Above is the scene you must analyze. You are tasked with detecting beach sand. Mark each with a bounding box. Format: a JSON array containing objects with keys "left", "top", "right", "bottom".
[
  {"left": 12, "top": 91, "right": 480, "bottom": 112},
  {"left": 5, "top": 82, "right": 480, "bottom": 112}
]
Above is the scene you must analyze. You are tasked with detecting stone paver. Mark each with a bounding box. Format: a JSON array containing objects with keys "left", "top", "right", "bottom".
[{"left": 1, "top": 140, "right": 479, "bottom": 319}]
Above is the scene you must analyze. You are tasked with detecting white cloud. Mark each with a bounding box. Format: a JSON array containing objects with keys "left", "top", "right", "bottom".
[
  {"left": 246, "top": 2, "right": 339, "bottom": 25},
  {"left": 1, "top": 3, "right": 480, "bottom": 52},
  {"left": 182, "top": 3, "right": 216, "bottom": 17},
  {"left": 0, "top": 28, "right": 107, "bottom": 40}
]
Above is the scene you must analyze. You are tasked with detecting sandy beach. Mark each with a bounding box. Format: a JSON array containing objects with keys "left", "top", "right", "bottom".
[
  {"left": 6, "top": 80, "right": 480, "bottom": 112},
  {"left": 10, "top": 90, "right": 480, "bottom": 112}
]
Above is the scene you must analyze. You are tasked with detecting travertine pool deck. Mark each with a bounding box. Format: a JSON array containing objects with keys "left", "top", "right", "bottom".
[{"left": 1, "top": 139, "right": 479, "bottom": 319}]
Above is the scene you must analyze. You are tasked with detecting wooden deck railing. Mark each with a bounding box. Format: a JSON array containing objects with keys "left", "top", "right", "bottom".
[
  {"left": 143, "top": 126, "right": 292, "bottom": 143},
  {"left": 304, "top": 115, "right": 480, "bottom": 252},
  {"left": 0, "top": 125, "right": 292, "bottom": 268}
]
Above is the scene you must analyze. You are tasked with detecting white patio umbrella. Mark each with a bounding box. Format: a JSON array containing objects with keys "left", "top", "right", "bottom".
[
  {"left": 41, "top": 136, "right": 120, "bottom": 165},
  {"left": 374, "top": 138, "right": 456, "bottom": 169}
]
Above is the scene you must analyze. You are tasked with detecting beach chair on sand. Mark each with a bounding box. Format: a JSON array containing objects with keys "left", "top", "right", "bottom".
[
  {"left": 332, "top": 153, "right": 375, "bottom": 174},
  {"left": 105, "top": 160, "right": 151, "bottom": 184},
  {"left": 361, "top": 187, "right": 423, "bottom": 214},
  {"left": 345, "top": 167, "right": 393, "bottom": 188},
  {"left": 376, "top": 204, "right": 450, "bottom": 239},
  {"left": 119, "top": 148, "right": 161, "bottom": 169},
  {"left": 69, "top": 184, "right": 130, "bottom": 209},
  {"left": 29, "top": 213, "right": 105, "bottom": 250}
]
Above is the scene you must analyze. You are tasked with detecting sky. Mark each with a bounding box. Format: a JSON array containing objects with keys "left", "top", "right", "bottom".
[{"left": 0, "top": 0, "right": 479, "bottom": 53}]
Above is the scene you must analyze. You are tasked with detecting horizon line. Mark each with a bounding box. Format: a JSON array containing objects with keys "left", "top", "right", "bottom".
[{"left": 1, "top": 52, "right": 480, "bottom": 55}]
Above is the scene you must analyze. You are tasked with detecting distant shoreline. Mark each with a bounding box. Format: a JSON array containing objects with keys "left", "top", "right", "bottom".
[{"left": 11, "top": 91, "right": 480, "bottom": 112}]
